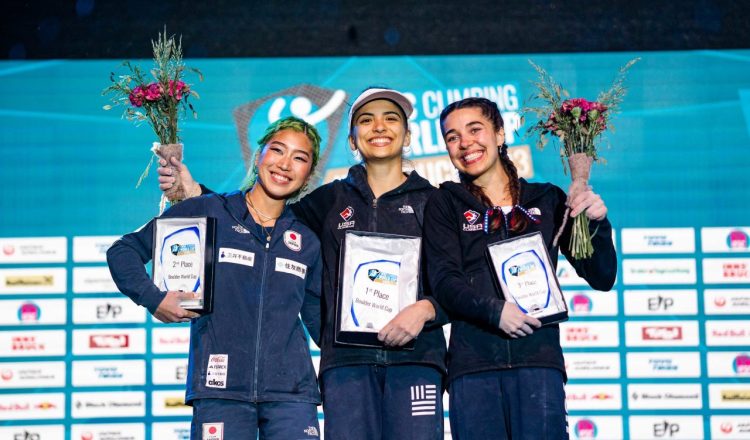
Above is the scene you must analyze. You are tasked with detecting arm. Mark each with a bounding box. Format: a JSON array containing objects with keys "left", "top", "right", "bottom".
[
  {"left": 300, "top": 246, "right": 323, "bottom": 346},
  {"left": 559, "top": 186, "right": 618, "bottom": 290}
]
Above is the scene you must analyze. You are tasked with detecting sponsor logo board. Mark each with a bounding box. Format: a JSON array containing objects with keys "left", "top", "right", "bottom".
[
  {"left": 0, "top": 425, "right": 65, "bottom": 439},
  {"left": 565, "top": 384, "right": 622, "bottom": 410},
  {"left": 707, "top": 352, "right": 750, "bottom": 377},
  {"left": 560, "top": 321, "right": 619, "bottom": 348},
  {"left": 556, "top": 259, "right": 588, "bottom": 286},
  {"left": 73, "top": 267, "right": 119, "bottom": 293},
  {"left": 151, "top": 390, "right": 192, "bottom": 416},
  {"left": 0, "top": 361, "right": 65, "bottom": 388},
  {"left": 152, "top": 327, "right": 190, "bottom": 354},
  {"left": 72, "top": 329, "right": 146, "bottom": 355},
  {"left": 0, "top": 330, "right": 66, "bottom": 356},
  {"left": 566, "top": 290, "right": 618, "bottom": 316},
  {"left": 709, "top": 384, "right": 750, "bottom": 409},
  {"left": 622, "top": 259, "right": 696, "bottom": 285},
  {"left": 0, "top": 268, "right": 66, "bottom": 295},
  {"left": 628, "top": 384, "right": 703, "bottom": 409},
  {"left": 710, "top": 416, "right": 750, "bottom": 439},
  {"left": 70, "top": 423, "right": 145, "bottom": 440},
  {"left": 702, "top": 227, "right": 750, "bottom": 253},
  {"left": 565, "top": 352, "right": 621, "bottom": 379},
  {"left": 0, "top": 393, "right": 65, "bottom": 420},
  {"left": 628, "top": 416, "right": 704, "bottom": 439},
  {"left": 626, "top": 352, "right": 701, "bottom": 378},
  {"left": 703, "top": 258, "right": 750, "bottom": 284},
  {"left": 623, "top": 289, "right": 697, "bottom": 316},
  {"left": 625, "top": 321, "right": 699, "bottom": 347},
  {"left": 72, "top": 360, "right": 146, "bottom": 386},
  {"left": 72, "top": 298, "right": 145, "bottom": 324},
  {"left": 72, "top": 236, "right": 119, "bottom": 262},
  {"left": 0, "top": 299, "right": 66, "bottom": 325},
  {"left": 0, "top": 237, "right": 67, "bottom": 264},
  {"left": 71, "top": 391, "right": 145, "bottom": 418},
  {"left": 706, "top": 320, "right": 750, "bottom": 346},
  {"left": 704, "top": 289, "right": 750, "bottom": 314},
  {"left": 621, "top": 228, "right": 695, "bottom": 254},
  {"left": 569, "top": 416, "right": 623, "bottom": 440},
  {"left": 151, "top": 358, "right": 189, "bottom": 385}
]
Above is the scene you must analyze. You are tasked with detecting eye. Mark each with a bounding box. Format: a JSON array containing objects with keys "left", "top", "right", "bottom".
[
  {"left": 294, "top": 155, "right": 309, "bottom": 163},
  {"left": 386, "top": 115, "right": 400, "bottom": 122},
  {"left": 357, "top": 116, "right": 372, "bottom": 124},
  {"left": 269, "top": 146, "right": 283, "bottom": 154},
  {"left": 470, "top": 127, "right": 481, "bottom": 134},
  {"left": 445, "top": 134, "right": 459, "bottom": 143}
]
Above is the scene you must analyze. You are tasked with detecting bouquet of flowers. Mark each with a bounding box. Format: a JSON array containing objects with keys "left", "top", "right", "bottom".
[
  {"left": 524, "top": 58, "right": 639, "bottom": 259},
  {"left": 102, "top": 28, "right": 202, "bottom": 209}
]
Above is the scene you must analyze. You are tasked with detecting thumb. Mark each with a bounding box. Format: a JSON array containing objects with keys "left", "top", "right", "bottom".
[{"left": 525, "top": 315, "right": 543, "bottom": 328}]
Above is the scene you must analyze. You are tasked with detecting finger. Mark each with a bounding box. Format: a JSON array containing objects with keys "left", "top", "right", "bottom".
[
  {"left": 524, "top": 315, "right": 543, "bottom": 328},
  {"left": 519, "top": 323, "right": 534, "bottom": 335},
  {"left": 158, "top": 158, "right": 167, "bottom": 167},
  {"left": 157, "top": 166, "right": 173, "bottom": 177}
]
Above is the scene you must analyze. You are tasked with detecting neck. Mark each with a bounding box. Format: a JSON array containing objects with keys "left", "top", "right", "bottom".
[
  {"left": 246, "top": 186, "right": 285, "bottom": 225},
  {"left": 364, "top": 158, "right": 407, "bottom": 198},
  {"left": 473, "top": 162, "right": 512, "bottom": 206}
]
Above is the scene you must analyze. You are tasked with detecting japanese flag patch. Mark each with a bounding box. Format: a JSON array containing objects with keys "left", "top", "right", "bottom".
[{"left": 284, "top": 230, "right": 302, "bottom": 252}]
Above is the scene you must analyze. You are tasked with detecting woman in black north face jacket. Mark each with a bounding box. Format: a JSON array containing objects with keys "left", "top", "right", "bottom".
[{"left": 423, "top": 97, "right": 617, "bottom": 440}]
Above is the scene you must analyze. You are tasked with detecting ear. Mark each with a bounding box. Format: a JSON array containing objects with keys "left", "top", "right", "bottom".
[
  {"left": 348, "top": 135, "right": 358, "bottom": 152},
  {"left": 495, "top": 127, "right": 505, "bottom": 146},
  {"left": 404, "top": 130, "right": 412, "bottom": 147}
]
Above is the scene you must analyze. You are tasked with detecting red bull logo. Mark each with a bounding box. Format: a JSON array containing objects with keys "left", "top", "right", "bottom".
[
  {"left": 574, "top": 419, "right": 597, "bottom": 438},
  {"left": 570, "top": 294, "right": 593, "bottom": 312},
  {"left": 727, "top": 230, "right": 749, "bottom": 249},
  {"left": 734, "top": 354, "right": 750, "bottom": 374}
]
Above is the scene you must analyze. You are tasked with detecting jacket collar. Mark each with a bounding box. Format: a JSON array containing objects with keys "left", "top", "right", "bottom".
[
  {"left": 440, "top": 178, "right": 556, "bottom": 210},
  {"left": 218, "top": 190, "right": 297, "bottom": 245},
  {"left": 344, "top": 164, "right": 434, "bottom": 201}
]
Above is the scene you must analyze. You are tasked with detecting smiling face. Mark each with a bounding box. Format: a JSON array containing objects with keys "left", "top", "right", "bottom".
[
  {"left": 441, "top": 106, "right": 505, "bottom": 186},
  {"left": 349, "top": 99, "right": 411, "bottom": 163},
  {"left": 254, "top": 128, "right": 314, "bottom": 200}
]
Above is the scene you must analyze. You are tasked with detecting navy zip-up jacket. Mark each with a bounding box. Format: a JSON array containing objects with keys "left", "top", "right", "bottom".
[
  {"left": 107, "top": 191, "right": 322, "bottom": 404},
  {"left": 292, "top": 165, "right": 448, "bottom": 375},
  {"left": 423, "top": 179, "right": 616, "bottom": 384}
]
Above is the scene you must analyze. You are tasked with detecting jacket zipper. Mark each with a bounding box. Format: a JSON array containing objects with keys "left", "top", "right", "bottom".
[
  {"left": 371, "top": 196, "right": 389, "bottom": 364},
  {"left": 253, "top": 241, "right": 270, "bottom": 401}
]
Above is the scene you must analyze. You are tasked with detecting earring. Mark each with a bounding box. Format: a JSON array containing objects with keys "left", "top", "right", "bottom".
[{"left": 352, "top": 149, "right": 362, "bottom": 162}]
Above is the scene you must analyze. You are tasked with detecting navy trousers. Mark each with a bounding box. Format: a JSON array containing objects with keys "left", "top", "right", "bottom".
[
  {"left": 190, "top": 398, "right": 320, "bottom": 440},
  {"left": 449, "top": 368, "right": 567, "bottom": 440},
  {"left": 321, "top": 364, "right": 444, "bottom": 440}
]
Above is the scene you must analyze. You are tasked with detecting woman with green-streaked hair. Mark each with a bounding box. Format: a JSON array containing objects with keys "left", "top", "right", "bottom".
[{"left": 108, "top": 116, "right": 325, "bottom": 439}]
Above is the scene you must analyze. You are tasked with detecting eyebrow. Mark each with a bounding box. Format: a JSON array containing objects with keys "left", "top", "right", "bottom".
[
  {"left": 356, "top": 111, "right": 402, "bottom": 119},
  {"left": 270, "top": 140, "right": 311, "bottom": 157},
  {"left": 444, "top": 120, "right": 485, "bottom": 136}
]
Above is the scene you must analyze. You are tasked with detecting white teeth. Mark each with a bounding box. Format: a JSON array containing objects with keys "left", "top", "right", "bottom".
[
  {"left": 271, "top": 173, "right": 291, "bottom": 183},
  {"left": 463, "top": 151, "right": 483, "bottom": 162},
  {"left": 369, "top": 137, "right": 391, "bottom": 146}
]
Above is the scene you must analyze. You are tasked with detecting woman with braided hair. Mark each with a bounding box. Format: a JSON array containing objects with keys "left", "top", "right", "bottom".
[{"left": 423, "top": 97, "right": 617, "bottom": 439}]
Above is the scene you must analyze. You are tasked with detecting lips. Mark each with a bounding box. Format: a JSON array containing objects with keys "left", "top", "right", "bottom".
[
  {"left": 269, "top": 171, "right": 292, "bottom": 184},
  {"left": 461, "top": 150, "right": 484, "bottom": 165},
  {"left": 367, "top": 136, "right": 392, "bottom": 147}
]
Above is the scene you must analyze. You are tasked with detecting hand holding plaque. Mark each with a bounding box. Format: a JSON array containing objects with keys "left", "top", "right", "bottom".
[
  {"left": 336, "top": 231, "right": 421, "bottom": 347},
  {"left": 487, "top": 232, "right": 568, "bottom": 325},
  {"left": 152, "top": 216, "right": 216, "bottom": 314}
]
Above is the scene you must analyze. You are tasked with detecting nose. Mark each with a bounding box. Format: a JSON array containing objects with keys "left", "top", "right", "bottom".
[
  {"left": 459, "top": 134, "right": 473, "bottom": 149},
  {"left": 373, "top": 116, "right": 386, "bottom": 133},
  {"left": 277, "top": 154, "right": 292, "bottom": 171}
]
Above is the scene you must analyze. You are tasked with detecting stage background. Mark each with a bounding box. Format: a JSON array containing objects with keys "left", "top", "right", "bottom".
[{"left": 0, "top": 50, "right": 749, "bottom": 439}]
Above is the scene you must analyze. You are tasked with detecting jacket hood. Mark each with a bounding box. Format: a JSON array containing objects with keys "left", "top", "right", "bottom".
[
  {"left": 344, "top": 164, "right": 435, "bottom": 201},
  {"left": 439, "top": 178, "right": 558, "bottom": 209}
]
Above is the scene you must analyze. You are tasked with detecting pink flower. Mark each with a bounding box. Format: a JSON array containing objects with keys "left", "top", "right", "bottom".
[
  {"left": 168, "top": 80, "right": 188, "bottom": 100},
  {"left": 144, "top": 83, "right": 162, "bottom": 101},
  {"left": 128, "top": 86, "right": 145, "bottom": 107}
]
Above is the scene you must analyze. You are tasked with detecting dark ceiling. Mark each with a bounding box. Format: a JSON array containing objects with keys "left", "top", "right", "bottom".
[{"left": 2, "top": 0, "right": 748, "bottom": 59}]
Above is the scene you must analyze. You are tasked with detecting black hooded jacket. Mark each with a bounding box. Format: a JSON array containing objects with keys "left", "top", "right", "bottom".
[{"left": 423, "top": 179, "right": 616, "bottom": 384}]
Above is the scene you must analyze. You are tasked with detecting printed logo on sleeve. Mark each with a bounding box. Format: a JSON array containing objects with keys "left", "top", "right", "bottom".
[
  {"left": 338, "top": 206, "right": 355, "bottom": 229},
  {"left": 275, "top": 258, "right": 308, "bottom": 279},
  {"left": 203, "top": 422, "right": 224, "bottom": 440},
  {"left": 463, "top": 210, "right": 483, "bottom": 232},
  {"left": 218, "top": 248, "right": 254, "bottom": 267},
  {"left": 284, "top": 230, "right": 302, "bottom": 252},
  {"left": 206, "top": 354, "right": 228, "bottom": 389}
]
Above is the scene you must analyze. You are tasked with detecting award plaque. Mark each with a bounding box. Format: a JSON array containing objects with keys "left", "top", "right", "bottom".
[
  {"left": 335, "top": 231, "right": 421, "bottom": 348},
  {"left": 486, "top": 231, "right": 568, "bottom": 325},
  {"left": 152, "top": 216, "right": 216, "bottom": 314}
]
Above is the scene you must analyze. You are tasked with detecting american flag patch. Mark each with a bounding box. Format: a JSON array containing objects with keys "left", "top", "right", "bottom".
[{"left": 410, "top": 384, "right": 437, "bottom": 416}]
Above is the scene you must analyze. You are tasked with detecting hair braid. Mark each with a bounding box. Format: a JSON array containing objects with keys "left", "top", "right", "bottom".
[{"left": 499, "top": 143, "right": 527, "bottom": 233}]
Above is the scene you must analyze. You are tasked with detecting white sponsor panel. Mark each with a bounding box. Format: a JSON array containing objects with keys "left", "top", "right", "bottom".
[
  {"left": 71, "top": 391, "right": 146, "bottom": 418},
  {"left": 705, "top": 289, "right": 750, "bottom": 314},
  {"left": 711, "top": 415, "right": 750, "bottom": 439},
  {"left": 621, "top": 227, "right": 695, "bottom": 254},
  {"left": 703, "top": 258, "right": 750, "bottom": 284},
  {"left": 152, "top": 358, "right": 189, "bottom": 385},
  {"left": 628, "top": 416, "right": 704, "bottom": 440},
  {"left": 0, "top": 361, "right": 65, "bottom": 388},
  {"left": 152, "top": 390, "right": 192, "bottom": 416},
  {"left": 560, "top": 321, "right": 619, "bottom": 348},
  {"left": 569, "top": 416, "right": 623, "bottom": 440},
  {"left": 152, "top": 327, "right": 191, "bottom": 354},
  {"left": 0, "top": 237, "right": 67, "bottom": 264},
  {"left": 565, "top": 352, "right": 621, "bottom": 379},
  {"left": 623, "top": 289, "right": 697, "bottom": 316},
  {"left": 72, "top": 360, "right": 146, "bottom": 386},
  {"left": 0, "top": 393, "right": 65, "bottom": 420},
  {"left": 624, "top": 321, "right": 699, "bottom": 347},
  {"left": 0, "top": 299, "right": 67, "bottom": 325},
  {"left": 151, "top": 422, "right": 191, "bottom": 440},
  {"left": 702, "top": 227, "right": 750, "bottom": 253},
  {"left": 566, "top": 290, "right": 618, "bottom": 316},
  {"left": 0, "top": 330, "right": 66, "bottom": 357},
  {"left": 73, "top": 297, "right": 146, "bottom": 324},
  {"left": 73, "top": 235, "right": 119, "bottom": 262},
  {"left": 73, "top": 266, "right": 119, "bottom": 293},
  {"left": 0, "top": 425, "right": 66, "bottom": 439},
  {"left": 622, "top": 258, "right": 696, "bottom": 285},
  {"left": 72, "top": 328, "right": 146, "bottom": 355},
  {"left": 0, "top": 268, "right": 66, "bottom": 294},
  {"left": 626, "top": 352, "right": 701, "bottom": 378},
  {"left": 709, "top": 383, "right": 750, "bottom": 409},
  {"left": 556, "top": 259, "right": 588, "bottom": 286},
  {"left": 565, "top": 384, "right": 621, "bottom": 410},
  {"left": 706, "top": 320, "right": 750, "bottom": 346},
  {"left": 627, "top": 383, "right": 703, "bottom": 409},
  {"left": 707, "top": 352, "right": 750, "bottom": 377},
  {"left": 70, "top": 423, "right": 145, "bottom": 440}
]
